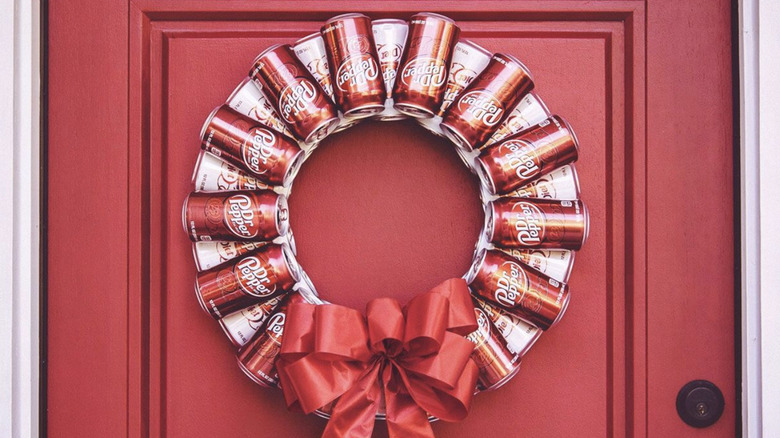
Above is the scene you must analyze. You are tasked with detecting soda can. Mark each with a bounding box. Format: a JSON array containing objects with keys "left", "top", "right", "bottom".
[
  {"left": 182, "top": 189, "right": 289, "bottom": 242},
  {"left": 475, "top": 115, "right": 579, "bottom": 195},
  {"left": 219, "top": 295, "right": 284, "bottom": 347},
  {"left": 497, "top": 247, "right": 575, "bottom": 284},
  {"left": 465, "top": 305, "right": 521, "bottom": 390},
  {"left": 192, "top": 151, "right": 274, "bottom": 192},
  {"left": 473, "top": 297, "right": 542, "bottom": 356},
  {"left": 483, "top": 92, "right": 550, "bottom": 148},
  {"left": 441, "top": 53, "right": 534, "bottom": 150},
  {"left": 193, "top": 241, "right": 268, "bottom": 272},
  {"left": 195, "top": 243, "right": 300, "bottom": 319},
  {"left": 200, "top": 105, "right": 305, "bottom": 186},
  {"left": 250, "top": 44, "right": 340, "bottom": 144},
  {"left": 419, "top": 40, "right": 492, "bottom": 136},
  {"left": 392, "top": 12, "right": 460, "bottom": 118},
  {"left": 465, "top": 248, "right": 570, "bottom": 330},
  {"left": 237, "top": 291, "right": 307, "bottom": 388},
  {"left": 322, "top": 13, "right": 386, "bottom": 117},
  {"left": 226, "top": 77, "right": 295, "bottom": 138},
  {"left": 372, "top": 18, "right": 409, "bottom": 121},
  {"left": 486, "top": 198, "right": 589, "bottom": 250},
  {"left": 292, "top": 33, "right": 335, "bottom": 99},
  {"left": 506, "top": 164, "right": 580, "bottom": 200}
]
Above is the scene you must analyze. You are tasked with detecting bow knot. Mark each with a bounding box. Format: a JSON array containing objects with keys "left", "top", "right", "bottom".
[{"left": 277, "top": 278, "right": 479, "bottom": 438}]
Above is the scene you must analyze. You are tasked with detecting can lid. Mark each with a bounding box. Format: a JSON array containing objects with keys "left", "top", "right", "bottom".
[
  {"left": 325, "top": 12, "right": 370, "bottom": 24},
  {"left": 304, "top": 116, "right": 340, "bottom": 145},
  {"left": 191, "top": 150, "right": 207, "bottom": 187},
  {"left": 580, "top": 200, "right": 590, "bottom": 248},
  {"left": 529, "top": 92, "right": 551, "bottom": 117},
  {"left": 562, "top": 250, "right": 576, "bottom": 283},
  {"left": 569, "top": 164, "right": 582, "bottom": 200},
  {"left": 226, "top": 77, "right": 254, "bottom": 105},
  {"left": 557, "top": 115, "right": 580, "bottom": 159},
  {"left": 200, "top": 105, "right": 222, "bottom": 142},
  {"left": 550, "top": 286, "right": 571, "bottom": 328},
  {"left": 293, "top": 32, "right": 322, "bottom": 47},
  {"left": 281, "top": 242, "right": 302, "bottom": 283},
  {"left": 458, "top": 39, "right": 493, "bottom": 58},
  {"left": 252, "top": 43, "right": 286, "bottom": 67},
  {"left": 441, "top": 123, "right": 473, "bottom": 151},
  {"left": 464, "top": 248, "right": 487, "bottom": 284},
  {"left": 283, "top": 148, "right": 307, "bottom": 187},
  {"left": 413, "top": 12, "right": 457, "bottom": 24},
  {"left": 371, "top": 18, "right": 408, "bottom": 26},
  {"left": 286, "top": 229, "right": 298, "bottom": 256},
  {"left": 474, "top": 156, "right": 497, "bottom": 196},
  {"left": 275, "top": 194, "right": 290, "bottom": 238},
  {"left": 485, "top": 201, "right": 496, "bottom": 244},
  {"left": 182, "top": 194, "right": 191, "bottom": 239},
  {"left": 500, "top": 53, "right": 535, "bottom": 83}
]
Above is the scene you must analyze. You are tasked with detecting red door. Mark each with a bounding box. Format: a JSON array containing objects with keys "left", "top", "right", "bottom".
[{"left": 47, "top": 1, "right": 736, "bottom": 436}]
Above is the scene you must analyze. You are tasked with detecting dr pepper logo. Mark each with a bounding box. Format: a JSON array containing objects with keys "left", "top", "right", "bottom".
[
  {"left": 224, "top": 194, "right": 260, "bottom": 239},
  {"left": 336, "top": 54, "right": 380, "bottom": 91},
  {"left": 265, "top": 312, "right": 286, "bottom": 344},
  {"left": 241, "top": 127, "right": 277, "bottom": 176},
  {"left": 498, "top": 139, "right": 540, "bottom": 182},
  {"left": 510, "top": 201, "right": 546, "bottom": 246},
  {"left": 456, "top": 90, "right": 504, "bottom": 127},
  {"left": 401, "top": 57, "right": 446, "bottom": 87},
  {"left": 279, "top": 78, "right": 319, "bottom": 123},
  {"left": 466, "top": 308, "right": 491, "bottom": 346},
  {"left": 235, "top": 255, "right": 277, "bottom": 297},
  {"left": 494, "top": 260, "right": 529, "bottom": 308}
]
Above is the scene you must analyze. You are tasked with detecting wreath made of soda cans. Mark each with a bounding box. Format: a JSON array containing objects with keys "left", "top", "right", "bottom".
[{"left": 182, "top": 12, "right": 589, "bottom": 437}]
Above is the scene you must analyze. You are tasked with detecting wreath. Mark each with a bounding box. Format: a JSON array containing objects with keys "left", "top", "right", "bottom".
[{"left": 182, "top": 11, "right": 589, "bottom": 438}]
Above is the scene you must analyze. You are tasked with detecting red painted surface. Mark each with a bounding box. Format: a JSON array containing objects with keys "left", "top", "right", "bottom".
[{"left": 47, "top": 1, "right": 735, "bottom": 437}]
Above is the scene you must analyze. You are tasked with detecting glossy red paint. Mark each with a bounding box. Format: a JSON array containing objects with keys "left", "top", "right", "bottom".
[{"left": 47, "top": 1, "right": 735, "bottom": 437}]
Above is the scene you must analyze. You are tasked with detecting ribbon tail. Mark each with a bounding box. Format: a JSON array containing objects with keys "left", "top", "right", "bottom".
[
  {"left": 322, "top": 362, "right": 383, "bottom": 438},
  {"left": 383, "top": 364, "right": 434, "bottom": 438}
]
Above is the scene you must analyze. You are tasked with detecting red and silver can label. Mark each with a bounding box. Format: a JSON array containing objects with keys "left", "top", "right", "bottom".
[
  {"left": 392, "top": 12, "right": 460, "bottom": 118},
  {"left": 226, "top": 77, "right": 295, "bottom": 138},
  {"left": 506, "top": 164, "right": 580, "bottom": 200},
  {"left": 192, "top": 240, "right": 267, "bottom": 272},
  {"left": 466, "top": 249, "right": 570, "bottom": 330},
  {"left": 487, "top": 198, "right": 589, "bottom": 250},
  {"left": 372, "top": 18, "right": 409, "bottom": 120},
  {"left": 219, "top": 295, "right": 283, "bottom": 347},
  {"left": 473, "top": 297, "right": 542, "bottom": 356},
  {"left": 483, "top": 92, "right": 550, "bottom": 148},
  {"left": 465, "top": 305, "right": 521, "bottom": 390},
  {"left": 322, "top": 13, "right": 386, "bottom": 117},
  {"left": 195, "top": 243, "right": 300, "bottom": 319},
  {"left": 182, "top": 190, "right": 289, "bottom": 242},
  {"left": 293, "top": 33, "right": 335, "bottom": 99},
  {"left": 237, "top": 292, "right": 307, "bottom": 388},
  {"left": 250, "top": 44, "right": 340, "bottom": 144},
  {"left": 192, "top": 151, "right": 273, "bottom": 193},
  {"left": 497, "top": 247, "right": 575, "bottom": 283},
  {"left": 440, "top": 53, "right": 534, "bottom": 150},
  {"left": 200, "top": 105, "right": 304, "bottom": 186},
  {"left": 476, "top": 115, "right": 579, "bottom": 195}
]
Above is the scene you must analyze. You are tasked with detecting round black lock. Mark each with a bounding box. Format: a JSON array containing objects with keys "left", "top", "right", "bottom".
[{"left": 676, "top": 380, "right": 724, "bottom": 428}]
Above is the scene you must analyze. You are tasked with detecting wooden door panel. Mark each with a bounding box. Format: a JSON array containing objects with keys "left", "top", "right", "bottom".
[{"left": 47, "top": 1, "right": 735, "bottom": 437}]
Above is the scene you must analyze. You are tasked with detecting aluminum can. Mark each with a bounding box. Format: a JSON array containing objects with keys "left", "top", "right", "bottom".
[
  {"left": 192, "top": 230, "right": 297, "bottom": 272},
  {"left": 473, "top": 297, "right": 542, "bottom": 356},
  {"left": 476, "top": 115, "right": 579, "bottom": 195},
  {"left": 465, "top": 305, "right": 521, "bottom": 390},
  {"left": 192, "top": 151, "right": 272, "bottom": 192},
  {"left": 497, "top": 247, "right": 575, "bottom": 283},
  {"left": 506, "top": 164, "right": 580, "bottom": 200},
  {"left": 250, "top": 44, "right": 340, "bottom": 143},
  {"left": 237, "top": 292, "right": 307, "bottom": 388},
  {"left": 440, "top": 53, "right": 534, "bottom": 150},
  {"left": 487, "top": 198, "right": 589, "bottom": 250},
  {"left": 195, "top": 243, "right": 300, "bottom": 319},
  {"left": 372, "top": 19, "right": 409, "bottom": 120},
  {"left": 200, "top": 105, "right": 304, "bottom": 186},
  {"left": 293, "top": 33, "right": 335, "bottom": 99},
  {"left": 392, "top": 13, "right": 460, "bottom": 118},
  {"left": 466, "top": 249, "right": 570, "bottom": 330},
  {"left": 226, "top": 77, "right": 295, "bottom": 138},
  {"left": 182, "top": 189, "right": 289, "bottom": 242},
  {"left": 322, "top": 13, "right": 386, "bottom": 117},
  {"left": 483, "top": 92, "right": 550, "bottom": 147},
  {"left": 219, "top": 295, "right": 284, "bottom": 347}
]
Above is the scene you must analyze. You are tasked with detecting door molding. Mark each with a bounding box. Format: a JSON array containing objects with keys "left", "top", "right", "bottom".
[
  {"left": 740, "top": 0, "right": 780, "bottom": 436},
  {"left": 0, "top": 0, "right": 41, "bottom": 436}
]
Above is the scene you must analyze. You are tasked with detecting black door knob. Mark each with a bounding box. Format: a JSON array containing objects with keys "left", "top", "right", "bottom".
[{"left": 676, "top": 380, "right": 725, "bottom": 428}]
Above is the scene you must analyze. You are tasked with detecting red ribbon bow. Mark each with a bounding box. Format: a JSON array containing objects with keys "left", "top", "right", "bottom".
[{"left": 277, "top": 278, "right": 479, "bottom": 438}]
